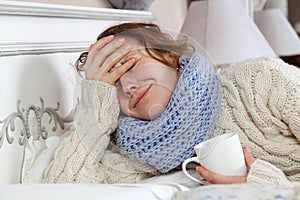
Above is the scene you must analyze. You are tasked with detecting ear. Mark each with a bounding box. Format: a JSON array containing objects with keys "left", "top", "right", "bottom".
[
  {"left": 165, "top": 51, "right": 179, "bottom": 63},
  {"left": 168, "top": 51, "right": 180, "bottom": 71}
]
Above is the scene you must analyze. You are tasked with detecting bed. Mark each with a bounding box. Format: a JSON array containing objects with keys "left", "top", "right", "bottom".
[{"left": 0, "top": 1, "right": 298, "bottom": 200}]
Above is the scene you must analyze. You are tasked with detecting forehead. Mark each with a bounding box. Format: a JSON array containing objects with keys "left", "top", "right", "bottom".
[{"left": 115, "top": 36, "right": 165, "bottom": 69}]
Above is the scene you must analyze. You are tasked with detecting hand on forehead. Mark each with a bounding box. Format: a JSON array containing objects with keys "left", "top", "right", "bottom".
[{"left": 115, "top": 37, "right": 147, "bottom": 60}]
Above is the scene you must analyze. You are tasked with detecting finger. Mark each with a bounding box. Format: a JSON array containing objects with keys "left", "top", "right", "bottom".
[
  {"left": 109, "top": 57, "right": 128, "bottom": 73},
  {"left": 100, "top": 43, "right": 131, "bottom": 73},
  {"left": 83, "top": 35, "right": 115, "bottom": 74},
  {"left": 85, "top": 36, "right": 123, "bottom": 71},
  {"left": 196, "top": 166, "right": 246, "bottom": 184},
  {"left": 92, "top": 38, "right": 127, "bottom": 71},
  {"left": 101, "top": 58, "right": 136, "bottom": 85},
  {"left": 89, "top": 35, "right": 115, "bottom": 54},
  {"left": 115, "top": 57, "right": 136, "bottom": 76},
  {"left": 86, "top": 35, "right": 114, "bottom": 63},
  {"left": 243, "top": 146, "right": 255, "bottom": 169},
  {"left": 111, "top": 62, "right": 123, "bottom": 71}
]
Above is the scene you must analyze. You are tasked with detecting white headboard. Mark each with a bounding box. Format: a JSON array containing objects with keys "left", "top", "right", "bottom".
[{"left": 0, "top": 1, "right": 154, "bottom": 186}]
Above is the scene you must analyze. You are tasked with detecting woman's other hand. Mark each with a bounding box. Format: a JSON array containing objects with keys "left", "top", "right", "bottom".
[
  {"left": 83, "top": 35, "right": 135, "bottom": 86},
  {"left": 195, "top": 146, "right": 255, "bottom": 184}
]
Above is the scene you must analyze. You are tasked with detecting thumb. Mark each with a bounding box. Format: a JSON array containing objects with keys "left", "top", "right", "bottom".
[{"left": 243, "top": 146, "right": 255, "bottom": 169}]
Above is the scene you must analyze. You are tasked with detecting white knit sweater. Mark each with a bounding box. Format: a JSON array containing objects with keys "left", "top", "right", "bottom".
[
  {"left": 42, "top": 80, "right": 156, "bottom": 184},
  {"left": 43, "top": 57, "right": 300, "bottom": 186},
  {"left": 213, "top": 57, "right": 300, "bottom": 183}
]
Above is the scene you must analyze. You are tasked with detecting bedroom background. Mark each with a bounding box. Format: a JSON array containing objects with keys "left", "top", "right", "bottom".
[
  {"left": 10, "top": 0, "right": 300, "bottom": 66},
  {"left": 1, "top": 0, "right": 300, "bottom": 189},
  {"left": 9, "top": 0, "right": 300, "bottom": 35}
]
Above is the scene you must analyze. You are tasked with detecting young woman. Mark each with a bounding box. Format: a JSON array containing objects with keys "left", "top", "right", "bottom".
[{"left": 43, "top": 22, "right": 300, "bottom": 187}]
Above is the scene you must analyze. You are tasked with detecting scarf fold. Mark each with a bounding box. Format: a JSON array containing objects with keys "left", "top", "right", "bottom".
[{"left": 115, "top": 53, "right": 221, "bottom": 173}]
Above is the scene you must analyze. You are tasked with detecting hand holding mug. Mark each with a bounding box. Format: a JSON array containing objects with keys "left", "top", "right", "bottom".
[
  {"left": 195, "top": 146, "right": 255, "bottom": 184},
  {"left": 182, "top": 133, "right": 248, "bottom": 184}
]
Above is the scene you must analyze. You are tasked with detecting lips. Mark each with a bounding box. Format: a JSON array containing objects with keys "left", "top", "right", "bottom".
[{"left": 133, "top": 84, "right": 152, "bottom": 108}]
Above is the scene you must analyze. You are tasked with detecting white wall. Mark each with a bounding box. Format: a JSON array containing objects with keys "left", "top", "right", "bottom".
[
  {"left": 12, "top": 0, "right": 188, "bottom": 32},
  {"left": 11, "top": 0, "right": 112, "bottom": 7},
  {"left": 150, "top": 0, "right": 188, "bottom": 31}
]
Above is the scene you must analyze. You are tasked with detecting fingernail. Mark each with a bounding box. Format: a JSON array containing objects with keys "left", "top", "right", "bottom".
[
  {"left": 129, "top": 57, "right": 135, "bottom": 63},
  {"left": 107, "top": 35, "right": 114, "bottom": 39}
]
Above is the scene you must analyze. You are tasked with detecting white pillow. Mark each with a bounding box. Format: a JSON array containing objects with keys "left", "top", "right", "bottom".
[{"left": 21, "top": 136, "right": 60, "bottom": 183}]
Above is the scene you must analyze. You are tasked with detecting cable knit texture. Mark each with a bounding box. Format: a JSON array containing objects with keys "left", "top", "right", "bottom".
[
  {"left": 42, "top": 56, "right": 300, "bottom": 186},
  {"left": 116, "top": 53, "right": 221, "bottom": 173},
  {"left": 213, "top": 57, "right": 300, "bottom": 182},
  {"left": 43, "top": 80, "right": 155, "bottom": 184},
  {"left": 247, "top": 159, "right": 291, "bottom": 186}
]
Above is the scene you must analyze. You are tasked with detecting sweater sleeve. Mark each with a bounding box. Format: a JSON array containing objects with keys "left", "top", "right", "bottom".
[
  {"left": 214, "top": 57, "right": 300, "bottom": 181},
  {"left": 247, "top": 159, "right": 300, "bottom": 189},
  {"left": 42, "top": 80, "right": 154, "bottom": 184},
  {"left": 247, "top": 159, "right": 292, "bottom": 186}
]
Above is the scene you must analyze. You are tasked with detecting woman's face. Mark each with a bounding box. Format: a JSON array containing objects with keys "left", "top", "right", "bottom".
[{"left": 116, "top": 49, "right": 179, "bottom": 121}]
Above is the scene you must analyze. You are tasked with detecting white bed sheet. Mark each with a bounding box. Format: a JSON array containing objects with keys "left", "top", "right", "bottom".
[
  {"left": 2, "top": 181, "right": 298, "bottom": 200},
  {"left": 0, "top": 183, "right": 187, "bottom": 200}
]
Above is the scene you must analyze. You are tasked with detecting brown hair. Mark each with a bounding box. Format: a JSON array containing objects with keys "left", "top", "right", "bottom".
[{"left": 75, "top": 22, "right": 194, "bottom": 72}]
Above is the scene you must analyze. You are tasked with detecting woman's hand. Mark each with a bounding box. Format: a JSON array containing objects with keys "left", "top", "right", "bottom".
[
  {"left": 195, "top": 146, "right": 255, "bottom": 184},
  {"left": 83, "top": 35, "right": 135, "bottom": 86}
]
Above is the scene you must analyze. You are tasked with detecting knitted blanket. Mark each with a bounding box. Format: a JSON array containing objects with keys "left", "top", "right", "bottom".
[{"left": 115, "top": 53, "right": 221, "bottom": 173}]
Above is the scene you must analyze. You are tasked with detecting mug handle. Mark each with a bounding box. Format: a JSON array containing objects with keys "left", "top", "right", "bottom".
[{"left": 182, "top": 157, "right": 205, "bottom": 184}]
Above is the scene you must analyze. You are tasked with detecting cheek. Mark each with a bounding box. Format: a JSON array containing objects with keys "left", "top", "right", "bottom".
[
  {"left": 145, "top": 85, "right": 173, "bottom": 119},
  {"left": 155, "top": 89, "right": 173, "bottom": 108},
  {"left": 137, "top": 66, "right": 178, "bottom": 92},
  {"left": 148, "top": 104, "right": 166, "bottom": 120},
  {"left": 117, "top": 93, "right": 129, "bottom": 115}
]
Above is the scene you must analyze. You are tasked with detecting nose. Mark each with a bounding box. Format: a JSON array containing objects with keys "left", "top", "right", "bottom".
[{"left": 119, "top": 76, "right": 138, "bottom": 96}]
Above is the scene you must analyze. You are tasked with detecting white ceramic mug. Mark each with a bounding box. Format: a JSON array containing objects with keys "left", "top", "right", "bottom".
[{"left": 182, "top": 133, "right": 247, "bottom": 183}]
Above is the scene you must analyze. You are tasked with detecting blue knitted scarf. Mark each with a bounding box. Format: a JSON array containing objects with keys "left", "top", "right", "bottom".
[{"left": 115, "top": 53, "right": 221, "bottom": 173}]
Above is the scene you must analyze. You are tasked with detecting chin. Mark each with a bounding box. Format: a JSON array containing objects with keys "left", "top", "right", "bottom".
[{"left": 147, "top": 104, "right": 166, "bottom": 121}]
